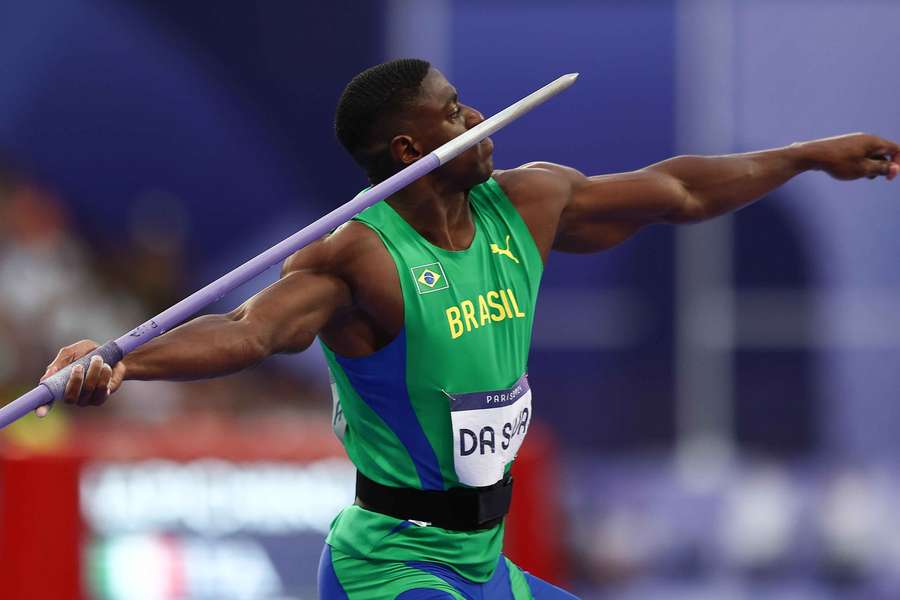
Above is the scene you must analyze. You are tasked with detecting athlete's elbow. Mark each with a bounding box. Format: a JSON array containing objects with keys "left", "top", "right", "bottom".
[
  {"left": 271, "top": 326, "right": 317, "bottom": 355},
  {"left": 668, "top": 194, "right": 710, "bottom": 223},
  {"left": 664, "top": 177, "right": 710, "bottom": 223},
  {"left": 643, "top": 169, "right": 708, "bottom": 224},
  {"left": 215, "top": 326, "right": 271, "bottom": 373},
  {"left": 226, "top": 312, "right": 276, "bottom": 366}
]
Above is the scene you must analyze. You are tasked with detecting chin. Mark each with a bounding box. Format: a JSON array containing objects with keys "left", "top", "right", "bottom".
[
  {"left": 445, "top": 152, "right": 493, "bottom": 191},
  {"left": 466, "top": 166, "right": 492, "bottom": 189},
  {"left": 477, "top": 156, "right": 494, "bottom": 181}
]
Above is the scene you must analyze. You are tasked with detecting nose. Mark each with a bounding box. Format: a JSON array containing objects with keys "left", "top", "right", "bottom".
[{"left": 465, "top": 106, "right": 485, "bottom": 129}]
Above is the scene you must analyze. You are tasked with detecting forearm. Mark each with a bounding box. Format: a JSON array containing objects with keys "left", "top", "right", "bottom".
[
  {"left": 123, "top": 311, "right": 268, "bottom": 381},
  {"left": 648, "top": 144, "right": 812, "bottom": 223}
]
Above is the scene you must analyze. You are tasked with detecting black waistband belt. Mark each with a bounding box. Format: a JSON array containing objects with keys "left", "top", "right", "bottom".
[{"left": 355, "top": 471, "right": 514, "bottom": 532}]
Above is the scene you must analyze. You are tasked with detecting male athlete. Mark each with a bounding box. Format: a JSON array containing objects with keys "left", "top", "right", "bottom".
[{"left": 41, "top": 59, "right": 899, "bottom": 598}]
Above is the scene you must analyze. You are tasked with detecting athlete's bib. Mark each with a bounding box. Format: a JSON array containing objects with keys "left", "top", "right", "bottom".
[{"left": 447, "top": 374, "right": 532, "bottom": 487}]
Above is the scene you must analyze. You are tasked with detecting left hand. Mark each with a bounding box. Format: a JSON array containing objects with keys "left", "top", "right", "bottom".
[
  {"left": 799, "top": 133, "right": 900, "bottom": 181},
  {"left": 36, "top": 340, "right": 125, "bottom": 417}
]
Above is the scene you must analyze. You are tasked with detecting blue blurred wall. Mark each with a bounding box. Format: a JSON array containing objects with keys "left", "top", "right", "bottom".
[{"left": 0, "top": 0, "right": 383, "bottom": 274}]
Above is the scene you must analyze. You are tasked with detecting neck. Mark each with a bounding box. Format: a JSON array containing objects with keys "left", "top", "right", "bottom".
[{"left": 386, "top": 178, "right": 475, "bottom": 251}]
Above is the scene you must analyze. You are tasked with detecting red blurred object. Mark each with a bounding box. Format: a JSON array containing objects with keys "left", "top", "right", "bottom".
[
  {"left": 506, "top": 422, "right": 567, "bottom": 585},
  {"left": 0, "top": 453, "right": 84, "bottom": 600}
]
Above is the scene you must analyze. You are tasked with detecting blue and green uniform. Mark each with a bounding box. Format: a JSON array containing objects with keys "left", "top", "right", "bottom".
[{"left": 319, "top": 178, "right": 577, "bottom": 599}]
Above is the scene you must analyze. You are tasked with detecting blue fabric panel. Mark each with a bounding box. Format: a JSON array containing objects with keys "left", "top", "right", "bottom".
[
  {"left": 317, "top": 545, "right": 349, "bottom": 600},
  {"left": 481, "top": 556, "right": 516, "bottom": 600},
  {"left": 524, "top": 572, "right": 580, "bottom": 600},
  {"left": 335, "top": 329, "right": 444, "bottom": 490},
  {"left": 389, "top": 520, "right": 416, "bottom": 535}
]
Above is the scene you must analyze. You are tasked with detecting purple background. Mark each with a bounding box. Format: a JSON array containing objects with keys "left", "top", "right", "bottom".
[{"left": 1, "top": 1, "right": 899, "bottom": 598}]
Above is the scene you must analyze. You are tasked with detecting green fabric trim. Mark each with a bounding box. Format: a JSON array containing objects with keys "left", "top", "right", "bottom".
[{"left": 505, "top": 557, "right": 536, "bottom": 600}]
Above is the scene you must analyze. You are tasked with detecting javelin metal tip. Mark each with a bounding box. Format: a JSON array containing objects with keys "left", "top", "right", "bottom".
[{"left": 552, "top": 73, "right": 579, "bottom": 89}]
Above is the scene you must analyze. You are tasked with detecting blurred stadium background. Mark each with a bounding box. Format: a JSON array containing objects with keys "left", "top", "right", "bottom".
[{"left": 1, "top": 1, "right": 899, "bottom": 599}]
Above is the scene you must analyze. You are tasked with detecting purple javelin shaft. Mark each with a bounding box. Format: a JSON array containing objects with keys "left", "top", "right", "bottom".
[{"left": 0, "top": 72, "right": 578, "bottom": 429}]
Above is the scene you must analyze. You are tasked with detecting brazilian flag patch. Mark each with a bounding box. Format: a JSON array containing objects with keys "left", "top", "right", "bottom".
[{"left": 411, "top": 262, "right": 449, "bottom": 294}]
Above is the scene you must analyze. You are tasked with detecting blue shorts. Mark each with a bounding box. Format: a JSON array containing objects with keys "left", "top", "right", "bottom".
[{"left": 318, "top": 544, "right": 579, "bottom": 600}]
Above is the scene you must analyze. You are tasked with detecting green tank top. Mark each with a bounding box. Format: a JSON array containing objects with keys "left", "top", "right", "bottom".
[{"left": 321, "top": 177, "right": 543, "bottom": 582}]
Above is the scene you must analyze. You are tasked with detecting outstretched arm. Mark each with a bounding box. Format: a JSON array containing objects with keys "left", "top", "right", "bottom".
[
  {"left": 544, "top": 133, "right": 899, "bottom": 253},
  {"left": 39, "top": 237, "right": 352, "bottom": 413}
]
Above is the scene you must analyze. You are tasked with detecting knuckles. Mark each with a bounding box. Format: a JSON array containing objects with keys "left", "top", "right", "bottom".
[{"left": 42, "top": 339, "right": 115, "bottom": 411}]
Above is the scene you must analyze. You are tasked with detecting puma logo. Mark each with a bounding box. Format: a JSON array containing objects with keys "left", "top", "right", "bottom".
[{"left": 490, "top": 235, "right": 519, "bottom": 264}]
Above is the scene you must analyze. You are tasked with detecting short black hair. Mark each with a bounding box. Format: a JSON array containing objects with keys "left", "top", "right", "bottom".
[{"left": 335, "top": 58, "right": 431, "bottom": 181}]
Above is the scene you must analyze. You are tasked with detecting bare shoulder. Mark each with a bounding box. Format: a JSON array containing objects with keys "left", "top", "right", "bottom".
[
  {"left": 282, "top": 219, "right": 401, "bottom": 352},
  {"left": 493, "top": 162, "right": 579, "bottom": 209},
  {"left": 281, "top": 220, "right": 385, "bottom": 277},
  {"left": 490, "top": 163, "right": 580, "bottom": 261}
]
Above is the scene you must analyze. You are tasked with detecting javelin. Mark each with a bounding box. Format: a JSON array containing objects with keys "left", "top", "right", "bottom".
[{"left": 0, "top": 72, "right": 579, "bottom": 429}]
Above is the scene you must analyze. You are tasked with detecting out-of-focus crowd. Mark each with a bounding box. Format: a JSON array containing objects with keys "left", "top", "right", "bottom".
[
  {"left": 566, "top": 457, "right": 900, "bottom": 600},
  {"left": 0, "top": 161, "right": 331, "bottom": 429}
]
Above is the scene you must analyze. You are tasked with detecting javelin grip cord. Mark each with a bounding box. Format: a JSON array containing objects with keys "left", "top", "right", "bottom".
[
  {"left": 0, "top": 73, "right": 578, "bottom": 429},
  {"left": 38, "top": 341, "right": 125, "bottom": 401}
]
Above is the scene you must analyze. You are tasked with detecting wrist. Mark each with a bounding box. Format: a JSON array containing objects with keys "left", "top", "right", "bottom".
[
  {"left": 119, "top": 355, "right": 141, "bottom": 381},
  {"left": 786, "top": 140, "right": 825, "bottom": 172}
]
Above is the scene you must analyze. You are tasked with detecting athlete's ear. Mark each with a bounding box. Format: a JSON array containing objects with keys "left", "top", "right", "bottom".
[{"left": 389, "top": 134, "right": 424, "bottom": 166}]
